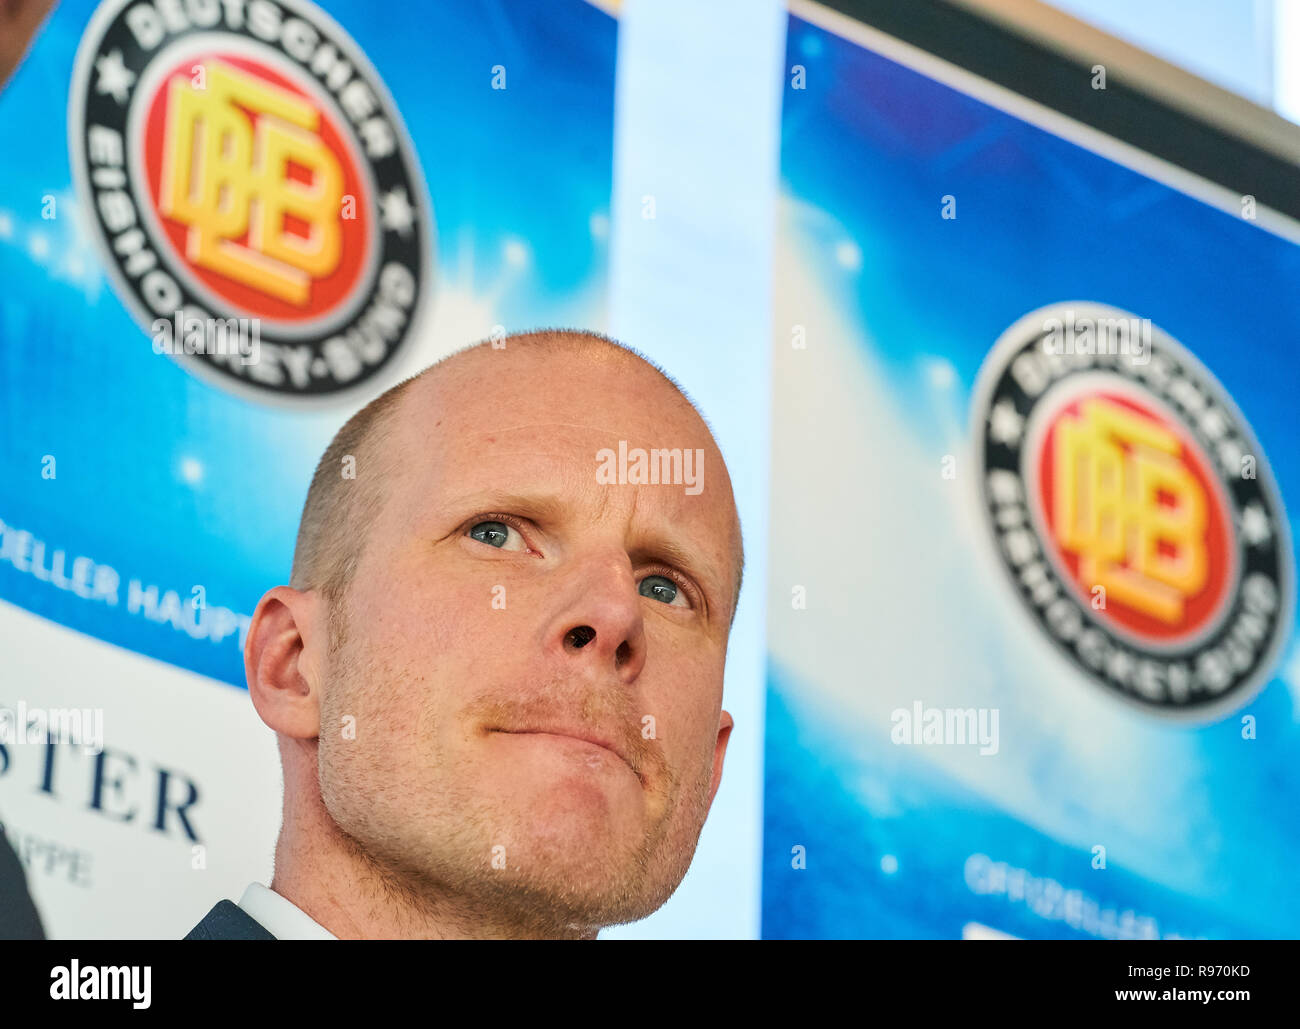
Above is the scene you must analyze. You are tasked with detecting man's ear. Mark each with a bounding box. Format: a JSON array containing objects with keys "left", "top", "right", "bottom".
[
  {"left": 245, "top": 585, "right": 325, "bottom": 740},
  {"left": 705, "top": 709, "right": 734, "bottom": 816}
]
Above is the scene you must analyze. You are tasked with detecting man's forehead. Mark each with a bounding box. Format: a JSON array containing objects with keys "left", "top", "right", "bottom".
[
  {"left": 380, "top": 355, "right": 743, "bottom": 610},
  {"left": 410, "top": 346, "right": 698, "bottom": 427},
  {"left": 392, "top": 349, "right": 723, "bottom": 476},
  {"left": 394, "top": 412, "right": 731, "bottom": 537}
]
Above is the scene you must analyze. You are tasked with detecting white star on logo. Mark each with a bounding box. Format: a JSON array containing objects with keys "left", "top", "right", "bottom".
[
  {"left": 380, "top": 187, "right": 415, "bottom": 237},
  {"left": 94, "top": 49, "right": 136, "bottom": 105},
  {"left": 988, "top": 399, "right": 1025, "bottom": 446},
  {"left": 1240, "top": 503, "right": 1272, "bottom": 547}
]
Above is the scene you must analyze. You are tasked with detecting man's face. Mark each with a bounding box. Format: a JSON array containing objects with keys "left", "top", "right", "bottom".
[{"left": 315, "top": 348, "right": 739, "bottom": 933}]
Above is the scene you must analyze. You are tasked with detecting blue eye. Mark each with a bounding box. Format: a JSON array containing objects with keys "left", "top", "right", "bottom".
[
  {"left": 468, "top": 520, "right": 525, "bottom": 551},
  {"left": 640, "top": 574, "right": 688, "bottom": 607}
]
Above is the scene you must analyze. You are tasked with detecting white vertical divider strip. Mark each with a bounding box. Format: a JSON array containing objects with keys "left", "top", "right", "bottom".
[
  {"left": 603, "top": 0, "right": 786, "bottom": 939},
  {"left": 1274, "top": 0, "right": 1300, "bottom": 125}
]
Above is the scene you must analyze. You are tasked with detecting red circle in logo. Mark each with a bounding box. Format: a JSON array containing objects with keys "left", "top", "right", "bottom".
[
  {"left": 1034, "top": 389, "right": 1235, "bottom": 646},
  {"left": 140, "top": 52, "right": 370, "bottom": 325}
]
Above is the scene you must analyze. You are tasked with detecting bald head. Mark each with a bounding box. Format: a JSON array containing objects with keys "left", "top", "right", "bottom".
[
  {"left": 290, "top": 329, "right": 744, "bottom": 620},
  {"left": 254, "top": 327, "right": 744, "bottom": 936}
]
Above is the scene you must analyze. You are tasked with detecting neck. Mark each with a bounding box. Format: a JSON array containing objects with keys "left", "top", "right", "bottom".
[{"left": 268, "top": 746, "right": 597, "bottom": 940}]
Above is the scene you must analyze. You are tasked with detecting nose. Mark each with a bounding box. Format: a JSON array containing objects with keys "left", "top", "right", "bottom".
[{"left": 548, "top": 550, "right": 647, "bottom": 684}]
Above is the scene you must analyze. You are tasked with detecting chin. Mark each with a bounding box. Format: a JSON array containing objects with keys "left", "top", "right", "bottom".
[
  {"left": 488, "top": 811, "right": 656, "bottom": 907},
  {"left": 511, "top": 801, "right": 640, "bottom": 868}
]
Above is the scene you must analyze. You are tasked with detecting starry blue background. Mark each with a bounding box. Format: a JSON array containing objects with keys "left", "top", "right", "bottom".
[{"left": 764, "top": 15, "right": 1300, "bottom": 940}]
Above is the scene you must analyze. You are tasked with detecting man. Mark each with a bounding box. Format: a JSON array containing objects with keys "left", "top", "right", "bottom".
[{"left": 185, "top": 329, "right": 743, "bottom": 939}]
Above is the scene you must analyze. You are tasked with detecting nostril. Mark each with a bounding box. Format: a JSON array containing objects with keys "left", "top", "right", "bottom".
[{"left": 565, "top": 625, "right": 596, "bottom": 649}]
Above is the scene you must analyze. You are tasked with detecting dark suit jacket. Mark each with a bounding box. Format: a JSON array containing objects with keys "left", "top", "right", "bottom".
[
  {"left": 0, "top": 825, "right": 44, "bottom": 940},
  {"left": 184, "top": 900, "right": 277, "bottom": 940}
]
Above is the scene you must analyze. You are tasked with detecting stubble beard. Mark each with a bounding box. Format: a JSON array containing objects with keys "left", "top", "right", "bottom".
[{"left": 313, "top": 591, "right": 711, "bottom": 936}]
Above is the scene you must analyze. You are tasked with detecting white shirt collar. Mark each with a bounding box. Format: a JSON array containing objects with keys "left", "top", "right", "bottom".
[{"left": 237, "top": 883, "right": 337, "bottom": 940}]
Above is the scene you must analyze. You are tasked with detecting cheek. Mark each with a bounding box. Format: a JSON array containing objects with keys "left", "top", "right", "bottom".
[
  {"left": 317, "top": 601, "right": 432, "bottom": 767},
  {"left": 330, "top": 563, "right": 525, "bottom": 748},
  {"left": 643, "top": 645, "right": 724, "bottom": 768},
  {"left": 372, "top": 553, "right": 551, "bottom": 686},
  {"left": 345, "top": 562, "right": 469, "bottom": 673}
]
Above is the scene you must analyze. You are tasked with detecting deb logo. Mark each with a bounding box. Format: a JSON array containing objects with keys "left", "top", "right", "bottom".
[
  {"left": 973, "top": 303, "right": 1293, "bottom": 721},
  {"left": 69, "top": 0, "right": 432, "bottom": 401}
]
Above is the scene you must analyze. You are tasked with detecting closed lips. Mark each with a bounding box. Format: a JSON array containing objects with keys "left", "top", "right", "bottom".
[{"left": 493, "top": 728, "right": 638, "bottom": 780}]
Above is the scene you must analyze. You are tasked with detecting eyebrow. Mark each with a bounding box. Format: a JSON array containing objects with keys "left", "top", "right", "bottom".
[
  {"left": 447, "top": 489, "right": 574, "bottom": 528},
  {"left": 627, "top": 534, "right": 719, "bottom": 615}
]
